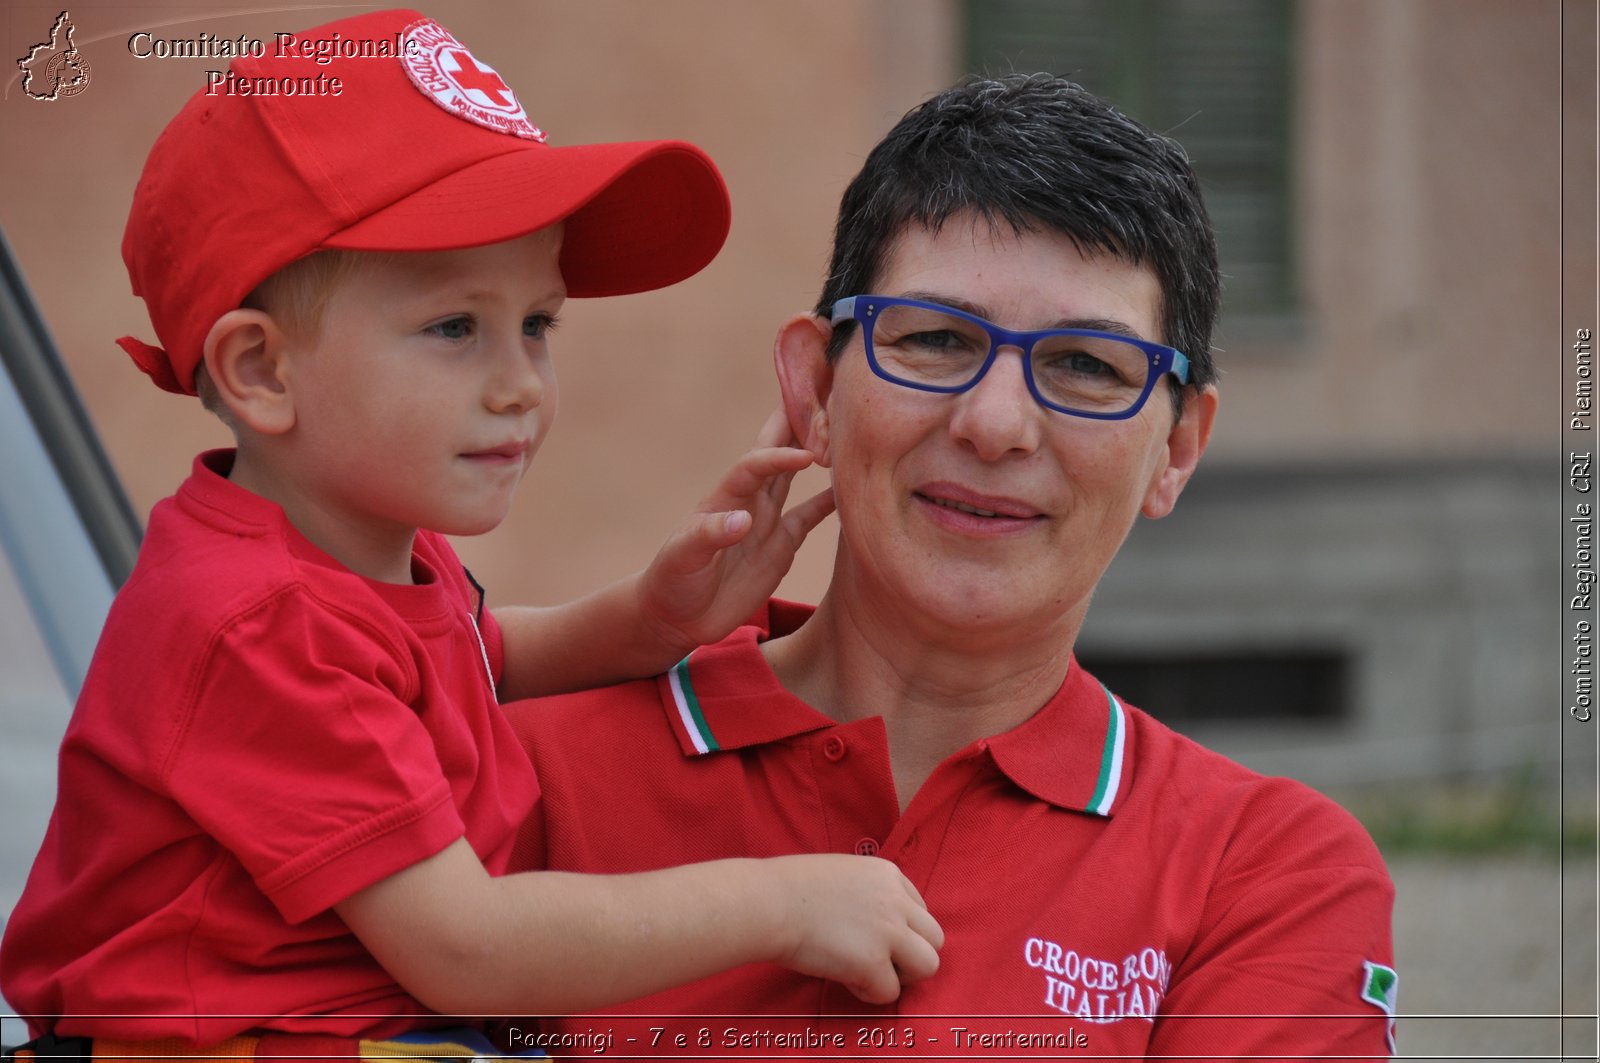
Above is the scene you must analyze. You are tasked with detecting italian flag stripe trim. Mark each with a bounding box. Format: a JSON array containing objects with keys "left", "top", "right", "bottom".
[
  {"left": 669, "top": 654, "right": 719, "bottom": 754},
  {"left": 1086, "top": 685, "right": 1127, "bottom": 816}
]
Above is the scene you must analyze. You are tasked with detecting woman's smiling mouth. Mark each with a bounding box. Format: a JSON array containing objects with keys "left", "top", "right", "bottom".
[{"left": 914, "top": 483, "right": 1045, "bottom": 533}]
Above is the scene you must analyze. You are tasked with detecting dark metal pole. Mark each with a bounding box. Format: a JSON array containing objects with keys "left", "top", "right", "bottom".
[{"left": 0, "top": 226, "right": 142, "bottom": 589}]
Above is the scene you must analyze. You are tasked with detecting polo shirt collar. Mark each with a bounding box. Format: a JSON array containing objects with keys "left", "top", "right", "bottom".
[
  {"left": 983, "top": 658, "right": 1135, "bottom": 817},
  {"left": 662, "top": 600, "right": 1136, "bottom": 817},
  {"left": 661, "top": 601, "right": 836, "bottom": 756}
]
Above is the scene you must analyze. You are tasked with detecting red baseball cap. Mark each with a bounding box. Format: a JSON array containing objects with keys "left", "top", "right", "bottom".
[{"left": 118, "top": 9, "right": 731, "bottom": 395}]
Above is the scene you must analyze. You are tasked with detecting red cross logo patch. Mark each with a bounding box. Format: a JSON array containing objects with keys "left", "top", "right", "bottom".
[{"left": 400, "top": 19, "right": 545, "bottom": 141}]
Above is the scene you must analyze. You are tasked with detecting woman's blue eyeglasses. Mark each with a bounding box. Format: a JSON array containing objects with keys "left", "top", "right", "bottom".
[{"left": 831, "top": 295, "right": 1190, "bottom": 421}]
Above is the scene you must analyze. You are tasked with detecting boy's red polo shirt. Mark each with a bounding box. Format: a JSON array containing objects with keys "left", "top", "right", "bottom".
[
  {"left": 507, "top": 600, "right": 1396, "bottom": 1060},
  {"left": 2, "top": 451, "right": 538, "bottom": 1045}
]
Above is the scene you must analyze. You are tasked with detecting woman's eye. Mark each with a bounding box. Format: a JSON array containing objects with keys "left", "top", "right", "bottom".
[
  {"left": 1038, "top": 350, "right": 1115, "bottom": 378},
  {"left": 910, "top": 330, "right": 959, "bottom": 349},
  {"left": 428, "top": 316, "right": 474, "bottom": 341}
]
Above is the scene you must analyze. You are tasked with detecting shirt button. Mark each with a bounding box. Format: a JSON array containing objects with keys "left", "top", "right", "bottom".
[
  {"left": 822, "top": 735, "right": 847, "bottom": 761},
  {"left": 855, "top": 837, "right": 879, "bottom": 856}
]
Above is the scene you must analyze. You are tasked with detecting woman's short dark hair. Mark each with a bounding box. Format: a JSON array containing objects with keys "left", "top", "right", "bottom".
[{"left": 818, "top": 74, "right": 1220, "bottom": 400}]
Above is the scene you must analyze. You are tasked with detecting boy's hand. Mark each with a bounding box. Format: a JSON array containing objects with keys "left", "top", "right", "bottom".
[
  {"left": 491, "top": 410, "right": 831, "bottom": 700},
  {"left": 637, "top": 409, "right": 835, "bottom": 660},
  {"left": 763, "top": 853, "right": 944, "bottom": 1003},
  {"left": 339, "top": 840, "right": 941, "bottom": 1015}
]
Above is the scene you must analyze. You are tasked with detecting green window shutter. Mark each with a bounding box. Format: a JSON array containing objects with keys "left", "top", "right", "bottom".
[{"left": 965, "top": 0, "right": 1297, "bottom": 324}]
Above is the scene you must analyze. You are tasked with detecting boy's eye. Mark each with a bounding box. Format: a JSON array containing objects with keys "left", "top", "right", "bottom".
[
  {"left": 428, "top": 316, "right": 475, "bottom": 341},
  {"left": 524, "top": 313, "right": 559, "bottom": 339}
]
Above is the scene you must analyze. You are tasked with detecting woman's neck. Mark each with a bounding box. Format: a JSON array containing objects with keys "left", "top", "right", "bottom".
[{"left": 762, "top": 578, "right": 1085, "bottom": 809}]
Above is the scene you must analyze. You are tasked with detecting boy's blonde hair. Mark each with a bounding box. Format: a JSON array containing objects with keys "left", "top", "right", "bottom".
[
  {"left": 196, "top": 250, "right": 377, "bottom": 421},
  {"left": 242, "top": 249, "right": 374, "bottom": 339}
]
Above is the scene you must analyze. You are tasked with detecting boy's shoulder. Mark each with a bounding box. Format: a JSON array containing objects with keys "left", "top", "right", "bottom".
[
  {"left": 124, "top": 451, "right": 327, "bottom": 615},
  {"left": 107, "top": 450, "right": 453, "bottom": 659}
]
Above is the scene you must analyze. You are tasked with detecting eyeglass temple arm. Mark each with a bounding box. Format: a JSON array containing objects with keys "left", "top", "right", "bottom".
[{"left": 1167, "top": 349, "right": 1192, "bottom": 386}]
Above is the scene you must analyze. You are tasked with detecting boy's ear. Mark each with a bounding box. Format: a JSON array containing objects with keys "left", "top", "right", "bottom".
[
  {"left": 201, "top": 309, "right": 296, "bottom": 435},
  {"left": 1141, "top": 384, "right": 1218, "bottom": 519},
  {"left": 773, "top": 313, "right": 836, "bottom": 467}
]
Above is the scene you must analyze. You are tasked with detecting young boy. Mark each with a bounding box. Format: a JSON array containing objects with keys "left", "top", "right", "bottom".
[{"left": 0, "top": 9, "right": 942, "bottom": 1056}]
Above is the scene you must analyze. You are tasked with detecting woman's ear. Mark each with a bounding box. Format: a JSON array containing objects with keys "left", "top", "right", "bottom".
[
  {"left": 773, "top": 313, "right": 836, "bottom": 467},
  {"left": 1141, "top": 384, "right": 1218, "bottom": 519},
  {"left": 201, "top": 309, "right": 296, "bottom": 435}
]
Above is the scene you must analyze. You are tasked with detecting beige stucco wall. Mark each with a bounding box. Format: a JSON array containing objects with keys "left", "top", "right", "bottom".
[
  {"left": 1213, "top": 0, "right": 1563, "bottom": 460},
  {"left": 0, "top": 0, "right": 1567, "bottom": 613}
]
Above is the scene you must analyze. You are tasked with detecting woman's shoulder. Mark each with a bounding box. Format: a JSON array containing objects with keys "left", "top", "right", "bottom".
[{"left": 1120, "top": 700, "right": 1388, "bottom": 873}]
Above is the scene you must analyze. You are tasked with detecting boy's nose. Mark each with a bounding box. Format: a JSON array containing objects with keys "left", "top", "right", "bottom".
[{"left": 486, "top": 345, "right": 545, "bottom": 414}]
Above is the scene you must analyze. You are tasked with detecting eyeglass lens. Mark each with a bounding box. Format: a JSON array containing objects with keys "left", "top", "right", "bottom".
[{"left": 865, "top": 303, "right": 1153, "bottom": 415}]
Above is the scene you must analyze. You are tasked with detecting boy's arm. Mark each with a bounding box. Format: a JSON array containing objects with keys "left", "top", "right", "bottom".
[
  {"left": 494, "top": 411, "right": 832, "bottom": 700},
  {"left": 334, "top": 838, "right": 942, "bottom": 1015}
]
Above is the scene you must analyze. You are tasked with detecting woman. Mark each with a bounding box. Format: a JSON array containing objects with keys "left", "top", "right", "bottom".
[{"left": 507, "top": 73, "right": 1396, "bottom": 1060}]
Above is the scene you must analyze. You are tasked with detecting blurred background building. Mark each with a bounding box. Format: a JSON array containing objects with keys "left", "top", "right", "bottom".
[{"left": 2, "top": 0, "right": 1593, "bottom": 1056}]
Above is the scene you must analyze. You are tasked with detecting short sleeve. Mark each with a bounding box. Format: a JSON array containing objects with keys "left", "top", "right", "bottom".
[
  {"left": 1149, "top": 782, "right": 1398, "bottom": 1061},
  {"left": 162, "top": 590, "right": 466, "bottom": 924}
]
